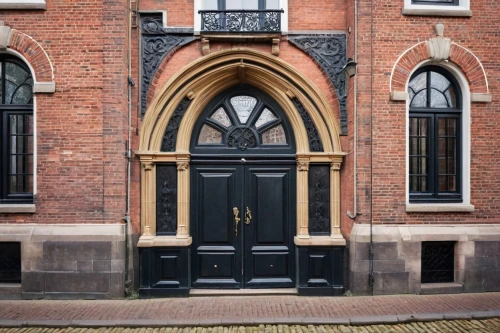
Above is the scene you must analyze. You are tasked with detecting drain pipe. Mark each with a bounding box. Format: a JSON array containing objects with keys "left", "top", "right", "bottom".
[
  {"left": 368, "top": 0, "right": 375, "bottom": 295},
  {"left": 124, "top": 0, "right": 135, "bottom": 297},
  {"left": 346, "top": 0, "right": 359, "bottom": 221}
]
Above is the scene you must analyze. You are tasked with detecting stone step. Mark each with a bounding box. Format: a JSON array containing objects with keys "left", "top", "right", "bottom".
[
  {"left": 420, "top": 283, "right": 463, "bottom": 295},
  {"left": 189, "top": 288, "right": 298, "bottom": 296}
]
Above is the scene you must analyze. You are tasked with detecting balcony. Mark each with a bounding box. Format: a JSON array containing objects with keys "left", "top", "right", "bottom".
[{"left": 199, "top": 10, "right": 284, "bottom": 33}]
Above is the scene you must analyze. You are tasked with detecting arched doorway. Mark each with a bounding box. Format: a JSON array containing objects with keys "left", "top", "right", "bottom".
[
  {"left": 137, "top": 49, "right": 347, "bottom": 296},
  {"left": 190, "top": 84, "right": 296, "bottom": 288}
]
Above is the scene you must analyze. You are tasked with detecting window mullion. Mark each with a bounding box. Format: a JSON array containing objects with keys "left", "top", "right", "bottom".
[{"left": 430, "top": 114, "right": 438, "bottom": 198}]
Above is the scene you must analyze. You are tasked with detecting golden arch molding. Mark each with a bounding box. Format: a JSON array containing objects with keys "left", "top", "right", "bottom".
[{"left": 136, "top": 48, "right": 347, "bottom": 248}]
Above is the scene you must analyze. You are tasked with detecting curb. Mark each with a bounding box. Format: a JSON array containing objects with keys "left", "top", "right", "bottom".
[{"left": 0, "top": 310, "right": 499, "bottom": 327}]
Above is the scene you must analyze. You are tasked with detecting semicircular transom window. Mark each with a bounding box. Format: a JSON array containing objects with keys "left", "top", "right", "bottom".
[{"left": 194, "top": 87, "right": 293, "bottom": 153}]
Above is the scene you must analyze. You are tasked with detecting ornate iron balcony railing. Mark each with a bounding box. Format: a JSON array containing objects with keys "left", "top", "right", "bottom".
[{"left": 199, "top": 10, "right": 283, "bottom": 33}]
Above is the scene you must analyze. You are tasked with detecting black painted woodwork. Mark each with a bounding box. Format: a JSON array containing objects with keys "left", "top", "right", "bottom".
[
  {"left": 190, "top": 164, "right": 296, "bottom": 289},
  {"left": 288, "top": 35, "right": 348, "bottom": 135},
  {"left": 290, "top": 98, "right": 324, "bottom": 152},
  {"left": 0, "top": 242, "right": 21, "bottom": 283},
  {"left": 140, "top": 14, "right": 195, "bottom": 117},
  {"left": 190, "top": 84, "right": 296, "bottom": 155},
  {"left": 308, "top": 164, "right": 330, "bottom": 235},
  {"left": 298, "top": 246, "right": 344, "bottom": 296},
  {"left": 156, "top": 164, "right": 177, "bottom": 235},
  {"left": 139, "top": 247, "right": 190, "bottom": 297},
  {"left": 161, "top": 97, "right": 192, "bottom": 152}
]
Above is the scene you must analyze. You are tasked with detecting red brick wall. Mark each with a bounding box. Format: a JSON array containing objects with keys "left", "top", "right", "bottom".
[
  {"left": 356, "top": 0, "right": 500, "bottom": 224},
  {"left": 0, "top": 0, "right": 129, "bottom": 224}
]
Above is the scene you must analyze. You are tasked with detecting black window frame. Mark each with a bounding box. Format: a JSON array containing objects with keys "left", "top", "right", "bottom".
[
  {"left": 0, "top": 55, "right": 34, "bottom": 204},
  {"left": 408, "top": 66, "right": 462, "bottom": 203},
  {"left": 411, "top": 0, "right": 458, "bottom": 6}
]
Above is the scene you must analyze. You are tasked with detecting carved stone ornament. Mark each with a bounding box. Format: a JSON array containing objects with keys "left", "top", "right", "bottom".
[
  {"left": 143, "top": 162, "right": 154, "bottom": 171},
  {"left": 426, "top": 23, "right": 451, "bottom": 61},
  {"left": 161, "top": 97, "right": 193, "bottom": 152},
  {"left": 298, "top": 162, "right": 309, "bottom": 171},
  {"left": 331, "top": 163, "right": 341, "bottom": 171},
  {"left": 291, "top": 98, "right": 324, "bottom": 152},
  {"left": 140, "top": 14, "right": 195, "bottom": 116},
  {"left": 176, "top": 161, "right": 189, "bottom": 171},
  {"left": 288, "top": 35, "right": 348, "bottom": 134}
]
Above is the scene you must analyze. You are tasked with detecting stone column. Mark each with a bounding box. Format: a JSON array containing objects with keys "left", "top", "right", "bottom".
[
  {"left": 141, "top": 162, "right": 156, "bottom": 236},
  {"left": 176, "top": 159, "right": 190, "bottom": 239},
  {"left": 331, "top": 162, "right": 342, "bottom": 236},
  {"left": 296, "top": 156, "right": 310, "bottom": 238}
]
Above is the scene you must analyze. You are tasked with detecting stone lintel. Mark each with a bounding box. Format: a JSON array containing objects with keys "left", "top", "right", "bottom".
[
  {"left": 33, "top": 82, "right": 56, "bottom": 93},
  {"left": 471, "top": 93, "right": 492, "bottom": 103},
  {"left": 390, "top": 91, "right": 409, "bottom": 101}
]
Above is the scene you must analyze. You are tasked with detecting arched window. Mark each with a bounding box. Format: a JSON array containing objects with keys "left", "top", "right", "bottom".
[
  {"left": 0, "top": 55, "right": 34, "bottom": 203},
  {"left": 191, "top": 84, "right": 295, "bottom": 154},
  {"left": 408, "top": 66, "right": 462, "bottom": 203}
]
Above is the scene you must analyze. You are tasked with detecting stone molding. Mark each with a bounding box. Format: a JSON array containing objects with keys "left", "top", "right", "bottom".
[
  {"left": 0, "top": 223, "right": 125, "bottom": 241},
  {"left": 0, "top": 204, "right": 36, "bottom": 214},
  {"left": 406, "top": 203, "right": 475, "bottom": 213},
  {"left": 0, "top": 0, "right": 46, "bottom": 10},
  {"left": 390, "top": 25, "right": 491, "bottom": 101}
]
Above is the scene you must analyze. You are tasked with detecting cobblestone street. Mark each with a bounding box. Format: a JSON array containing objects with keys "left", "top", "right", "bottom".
[{"left": 2, "top": 320, "right": 500, "bottom": 333}]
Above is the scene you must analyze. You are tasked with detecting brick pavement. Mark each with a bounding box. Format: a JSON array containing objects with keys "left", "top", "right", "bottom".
[
  {"left": 2, "top": 320, "right": 500, "bottom": 333},
  {"left": 0, "top": 293, "right": 499, "bottom": 327}
]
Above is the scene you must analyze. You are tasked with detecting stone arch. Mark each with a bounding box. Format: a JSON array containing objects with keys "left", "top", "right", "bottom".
[
  {"left": 136, "top": 48, "right": 346, "bottom": 247},
  {"left": 1, "top": 26, "right": 55, "bottom": 92},
  {"left": 390, "top": 41, "right": 490, "bottom": 101},
  {"left": 140, "top": 48, "right": 343, "bottom": 154}
]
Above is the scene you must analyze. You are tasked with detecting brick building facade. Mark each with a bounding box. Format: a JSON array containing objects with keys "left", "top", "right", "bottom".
[{"left": 0, "top": 0, "right": 498, "bottom": 298}]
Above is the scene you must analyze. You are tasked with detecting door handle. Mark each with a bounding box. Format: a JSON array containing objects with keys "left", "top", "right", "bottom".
[
  {"left": 245, "top": 207, "right": 252, "bottom": 225},
  {"left": 233, "top": 207, "right": 240, "bottom": 236}
]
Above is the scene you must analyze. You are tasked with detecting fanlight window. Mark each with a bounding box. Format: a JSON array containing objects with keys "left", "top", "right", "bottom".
[{"left": 194, "top": 90, "right": 291, "bottom": 152}]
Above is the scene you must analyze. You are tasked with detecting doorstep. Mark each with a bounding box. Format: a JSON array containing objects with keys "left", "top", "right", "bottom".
[
  {"left": 420, "top": 282, "right": 463, "bottom": 295},
  {"left": 189, "top": 288, "right": 298, "bottom": 296}
]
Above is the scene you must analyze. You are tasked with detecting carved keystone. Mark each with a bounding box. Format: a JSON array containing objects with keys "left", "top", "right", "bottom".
[
  {"left": 427, "top": 23, "right": 451, "bottom": 61},
  {"left": 0, "top": 23, "right": 12, "bottom": 50}
]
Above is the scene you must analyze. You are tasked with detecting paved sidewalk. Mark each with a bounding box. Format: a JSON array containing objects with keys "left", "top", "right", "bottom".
[
  {"left": 0, "top": 293, "right": 499, "bottom": 327},
  {"left": 2, "top": 320, "right": 500, "bottom": 333}
]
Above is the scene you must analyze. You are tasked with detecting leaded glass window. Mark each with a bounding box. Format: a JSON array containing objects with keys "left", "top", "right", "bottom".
[
  {"left": 0, "top": 56, "right": 34, "bottom": 203},
  {"left": 408, "top": 66, "right": 461, "bottom": 203},
  {"left": 192, "top": 84, "right": 294, "bottom": 154}
]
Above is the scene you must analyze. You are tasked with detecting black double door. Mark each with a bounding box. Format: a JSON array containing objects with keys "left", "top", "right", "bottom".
[{"left": 191, "top": 163, "right": 296, "bottom": 289}]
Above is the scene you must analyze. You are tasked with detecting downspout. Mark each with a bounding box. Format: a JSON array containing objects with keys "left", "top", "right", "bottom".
[
  {"left": 369, "top": 0, "right": 375, "bottom": 295},
  {"left": 124, "top": 0, "right": 135, "bottom": 297},
  {"left": 346, "top": 0, "right": 358, "bottom": 221}
]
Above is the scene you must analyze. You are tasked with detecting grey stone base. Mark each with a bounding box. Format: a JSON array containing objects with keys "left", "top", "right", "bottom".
[
  {"left": 0, "top": 224, "right": 126, "bottom": 299},
  {"left": 349, "top": 224, "right": 500, "bottom": 295}
]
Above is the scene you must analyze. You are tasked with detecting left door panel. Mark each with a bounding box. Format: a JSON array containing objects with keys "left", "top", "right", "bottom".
[{"left": 191, "top": 166, "right": 243, "bottom": 288}]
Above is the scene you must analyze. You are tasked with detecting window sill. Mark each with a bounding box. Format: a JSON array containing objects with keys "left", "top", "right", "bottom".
[
  {"left": 0, "top": 204, "right": 36, "bottom": 214},
  {"left": 0, "top": 0, "right": 46, "bottom": 9},
  {"left": 402, "top": 8, "right": 472, "bottom": 17},
  {"left": 137, "top": 235, "right": 192, "bottom": 247},
  {"left": 406, "top": 203, "right": 474, "bottom": 213}
]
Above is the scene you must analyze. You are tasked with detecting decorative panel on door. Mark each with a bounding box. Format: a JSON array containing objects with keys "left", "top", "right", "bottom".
[
  {"left": 244, "top": 166, "right": 295, "bottom": 288},
  {"left": 191, "top": 166, "right": 243, "bottom": 288}
]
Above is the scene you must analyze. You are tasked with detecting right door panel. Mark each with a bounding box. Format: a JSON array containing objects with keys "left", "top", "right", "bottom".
[{"left": 243, "top": 165, "right": 296, "bottom": 288}]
